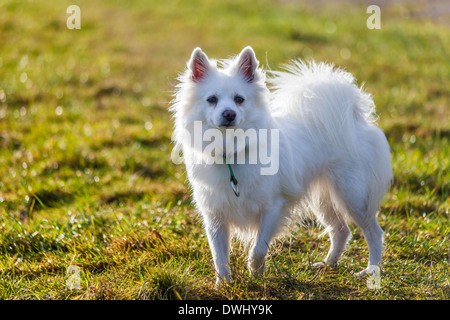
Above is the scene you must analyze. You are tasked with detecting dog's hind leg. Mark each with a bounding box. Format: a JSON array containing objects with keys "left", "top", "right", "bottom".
[
  {"left": 353, "top": 215, "right": 384, "bottom": 278},
  {"left": 322, "top": 215, "right": 351, "bottom": 268},
  {"left": 332, "top": 170, "right": 384, "bottom": 277},
  {"left": 312, "top": 194, "right": 351, "bottom": 269}
]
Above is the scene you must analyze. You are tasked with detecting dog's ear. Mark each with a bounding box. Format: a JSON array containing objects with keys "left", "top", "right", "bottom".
[
  {"left": 188, "top": 48, "right": 209, "bottom": 83},
  {"left": 237, "top": 46, "right": 259, "bottom": 83}
]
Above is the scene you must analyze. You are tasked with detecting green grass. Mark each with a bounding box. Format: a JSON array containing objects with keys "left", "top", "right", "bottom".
[{"left": 0, "top": 0, "right": 449, "bottom": 300}]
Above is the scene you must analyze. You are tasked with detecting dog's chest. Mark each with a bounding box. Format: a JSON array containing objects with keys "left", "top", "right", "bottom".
[{"left": 190, "top": 163, "right": 272, "bottom": 217}]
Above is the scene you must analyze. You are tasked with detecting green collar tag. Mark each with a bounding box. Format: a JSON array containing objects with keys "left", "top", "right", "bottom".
[{"left": 223, "top": 157, "right": 240, "bottom": 197}]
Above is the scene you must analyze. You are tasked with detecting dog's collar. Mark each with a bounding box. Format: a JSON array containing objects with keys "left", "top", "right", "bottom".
[{"left": 223, "top": 156, "right": 240, "bottom": 197}]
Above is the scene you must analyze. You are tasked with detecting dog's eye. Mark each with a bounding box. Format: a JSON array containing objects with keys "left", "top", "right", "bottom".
[
  {"left": 234, "top": 95, "right": 245, "bottom": 104},
  {"left": 206, "top": 96, "right": 218, "bottom": 104}
]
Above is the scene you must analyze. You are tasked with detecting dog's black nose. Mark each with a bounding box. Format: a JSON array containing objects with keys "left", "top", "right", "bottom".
[{"left": 222, "top": 110, "right": 236, "bottom": 122}]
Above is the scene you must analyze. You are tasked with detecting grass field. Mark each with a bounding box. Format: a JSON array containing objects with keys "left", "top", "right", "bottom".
[{"left": 0, "top": 0, "right": 449, "bottom": 300}]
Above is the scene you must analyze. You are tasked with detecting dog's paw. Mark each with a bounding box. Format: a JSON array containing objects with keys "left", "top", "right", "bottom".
[
  {"left": 214, "top": 276, "right": 231, "bottom": 290},
  {"left": 354, "top": 265, "right": 380, "bottom": 279},
  {"left": 312, "top": 261, "right": 338, "bottom": 270},
  {"left": 248, "top": 252, "right": 266, "bottom": 276},
  {"left": 248, "top": 263, "right": 265, "bottom": 277},
  {"left": 312, "top": 261, "right": 327, "bottom": 270},
  {"left": 355, "top": 269, "right": 368, "bottom": 278}
]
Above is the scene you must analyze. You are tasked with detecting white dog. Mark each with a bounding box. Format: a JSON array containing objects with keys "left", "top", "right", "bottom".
[{"left": 170, "top": 46, "right": 392, "bottom": 284}]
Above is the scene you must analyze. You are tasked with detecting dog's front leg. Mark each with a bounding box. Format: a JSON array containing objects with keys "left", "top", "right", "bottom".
[
  {"left": 249, "top": 201, "right": 285, "bottom": 276},
  {"left": 204, "top": 215, "right": 231, "bottom": 285}
]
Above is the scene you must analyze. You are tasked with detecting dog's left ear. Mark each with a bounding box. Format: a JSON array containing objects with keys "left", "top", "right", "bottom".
[{"left": 237, "top": 46, "right": 259, "bottom": 83}]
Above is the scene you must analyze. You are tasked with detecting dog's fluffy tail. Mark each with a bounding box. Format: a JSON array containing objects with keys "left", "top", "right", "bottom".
[
  {"left": 268, "top": 60, "right": 377, "bottom": 156},
  {"left": 269, "top": 60, "right": 392, "bottom": 222}
]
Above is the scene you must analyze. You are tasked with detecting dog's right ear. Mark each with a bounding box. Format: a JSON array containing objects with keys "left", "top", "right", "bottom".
[{"left": 188, "top": 48, "right": 209, "bottom": 83}]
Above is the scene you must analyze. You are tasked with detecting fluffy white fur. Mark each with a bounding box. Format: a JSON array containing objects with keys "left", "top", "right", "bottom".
[{"left": 170, "top": 46, "right": 392, "bottom": 284}]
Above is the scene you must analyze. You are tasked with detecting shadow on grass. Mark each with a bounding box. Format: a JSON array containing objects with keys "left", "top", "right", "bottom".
[
  {"left": 100, "top": 190, "right": 148, "bottom": 205},
  {"left": 32, "top": 189, "right": 75, "bottom": 211}
]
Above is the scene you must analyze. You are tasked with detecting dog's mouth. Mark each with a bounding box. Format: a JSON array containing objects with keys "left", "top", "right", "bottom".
[
  {"left": 219, "top": 122, "right": 236, "bottom": 128},
  {"left": 210, "top": 118, "right": 239, "bottom": 130},
  {"left": 218, "top": 119, "right": 239, "bottom": 128}
]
